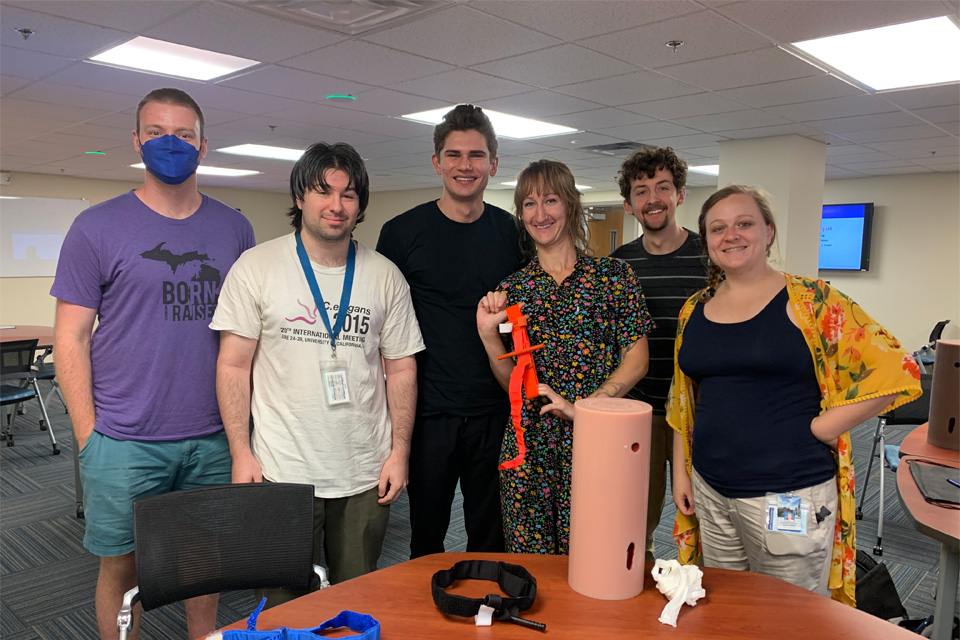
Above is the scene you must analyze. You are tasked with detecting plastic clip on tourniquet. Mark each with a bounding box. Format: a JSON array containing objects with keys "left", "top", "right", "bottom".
[
  {"left": 431, "top": 560, "right": 546, "bottom": 632},
  {"left": 207, "top": 597, "right": 380, "bottom": 639},
  {"left": 497, "top": 304, "right": 543, "bottom": 470}
]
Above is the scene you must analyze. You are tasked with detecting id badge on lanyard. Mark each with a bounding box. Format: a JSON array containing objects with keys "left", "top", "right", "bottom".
[{"left": 295, "top": 232, "right": 356, "bottom": 408}]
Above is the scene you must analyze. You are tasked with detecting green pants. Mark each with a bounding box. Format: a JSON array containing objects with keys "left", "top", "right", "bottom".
[{"left": 258, "top": 485, "right": 390, "bottom": 608}]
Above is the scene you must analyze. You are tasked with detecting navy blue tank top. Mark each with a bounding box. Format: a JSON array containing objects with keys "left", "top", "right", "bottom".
[{"left": 677, "top": 287, "right": 835, "bottom": 498}]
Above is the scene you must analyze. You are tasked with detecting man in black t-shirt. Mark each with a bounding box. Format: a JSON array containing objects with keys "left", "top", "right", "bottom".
[
  {"left": 610, "top": 146, "right": 707, "bottom": 562},
  {"left": 377, "top": 105, "right": 520, "bottom": 558}
]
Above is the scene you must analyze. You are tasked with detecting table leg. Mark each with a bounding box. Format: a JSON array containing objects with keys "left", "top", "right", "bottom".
[{"left": 932, "top": 544, "right": 959, "bottom": 640}]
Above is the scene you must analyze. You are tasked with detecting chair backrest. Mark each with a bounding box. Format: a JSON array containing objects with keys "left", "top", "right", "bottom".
[
  {"left": 0, "top": 339, "right": 38, "bottom": 379},
  {"left": 886, "top": 372, "right": 933, "bottom": 426},
  {"left": 133, "top": 482, "right": 316, "bottom": 612},
  {"left": 930, "top": 319, "right": 951, "bottom": 344}
]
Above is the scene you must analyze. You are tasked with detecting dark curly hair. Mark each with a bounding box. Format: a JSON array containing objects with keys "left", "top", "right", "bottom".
[
  {"left": 433, "top": 104, "right": 498, "bottom": 158},
  {"left": 617, "top": 146, "right": 687, "bottom": 200},
  {"left": 287, "top": 142, "right": 369, "bottom": 230}
]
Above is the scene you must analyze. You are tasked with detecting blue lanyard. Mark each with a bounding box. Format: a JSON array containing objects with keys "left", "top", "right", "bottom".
[{"left": 294, "top": 231, "right": 356, "bottom": 358}]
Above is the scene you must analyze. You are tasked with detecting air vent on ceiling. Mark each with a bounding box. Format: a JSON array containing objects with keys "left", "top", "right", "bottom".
[
  {"left": 233, "top": 0, "right": 450, "bottom": 35},
  {"left": 581, "top": 141, "right": 652, "bottom": 156}
]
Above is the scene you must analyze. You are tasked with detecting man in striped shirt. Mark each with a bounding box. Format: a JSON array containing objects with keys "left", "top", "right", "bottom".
[{"left": 610, "top": 146, "right": 708, "bottom": 562}]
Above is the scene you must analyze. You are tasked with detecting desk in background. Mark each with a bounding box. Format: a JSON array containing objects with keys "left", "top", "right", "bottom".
[
  {"left": 214, "top": 552, "right": 916, "bottom": 639},
  {"left": 0, "top": 325, "right": 54, "bottom": 347},
  {"left": 898, "top": 455, "right": 960, "bottom": 640}
]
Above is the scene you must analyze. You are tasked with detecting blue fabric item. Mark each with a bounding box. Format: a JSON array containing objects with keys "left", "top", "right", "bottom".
[
  {"left": 140, "top": 134, "right": 200, "bottom": 184},
  {"left": 884, "top": 444, "right": 901, "bottom": 472},
  {"left": 217, "top": 598, "right": 380, "bottom": 639}
]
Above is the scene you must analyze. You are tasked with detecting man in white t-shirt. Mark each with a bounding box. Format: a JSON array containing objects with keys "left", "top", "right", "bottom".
[{"left": 211, "top": 142, "right": 424, "bottom": 604}]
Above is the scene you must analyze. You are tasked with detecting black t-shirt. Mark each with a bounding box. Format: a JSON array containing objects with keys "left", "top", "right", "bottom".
[
  {"left": 376, "top": 200, "right": 521, "bottom": 417},
  {"left": 610, "top": 230, "right": 707, "bottom": 414},
  {"left": 677, "top": 287, "right": 834, "bottom": 498}
]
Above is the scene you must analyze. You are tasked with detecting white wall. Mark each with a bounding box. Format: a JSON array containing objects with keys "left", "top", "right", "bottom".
[{"left": 2, "top": 170, "right": 957, "bottom": 351}]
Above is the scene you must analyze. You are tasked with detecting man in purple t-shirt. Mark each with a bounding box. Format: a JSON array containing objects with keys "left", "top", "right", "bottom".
[{"left": 51, "top": 88, "right": 254, "bottom": 640}]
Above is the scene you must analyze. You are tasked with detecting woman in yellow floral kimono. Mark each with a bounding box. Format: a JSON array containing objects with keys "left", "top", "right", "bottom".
[{"left": 667, "top": 185, "right": 921, "bottom": 606}]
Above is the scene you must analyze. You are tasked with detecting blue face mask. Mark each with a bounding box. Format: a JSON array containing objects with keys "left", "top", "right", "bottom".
[{"left": 140, "top": 134, "right": 200, "bottom": 185}]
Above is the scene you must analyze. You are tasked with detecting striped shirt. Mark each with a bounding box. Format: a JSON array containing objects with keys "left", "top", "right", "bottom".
[{"left": 610, "top": 229, "right": 707, "bottom": 414}]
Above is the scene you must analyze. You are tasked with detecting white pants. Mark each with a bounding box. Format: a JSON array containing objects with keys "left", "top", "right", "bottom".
[{"left": 691, "top": 469, "right": 837, "bottom": 596}]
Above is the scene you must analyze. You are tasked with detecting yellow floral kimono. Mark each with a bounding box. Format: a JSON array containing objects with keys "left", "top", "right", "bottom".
[{"left": 666, "top": 273, "right": 922, "bottom": 606}]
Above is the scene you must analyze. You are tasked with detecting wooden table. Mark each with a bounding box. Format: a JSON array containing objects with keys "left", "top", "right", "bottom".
[
  {"left": 0, "top": 325, "right": 54, "bottom": 348},
  {"left": 213, "top": 553, "right": 916, "bottom": 639},
  {"left": 900, "top": 423, "right": 960, "bottom": 463},
  {"left": 897, "top": 456, "right": 960, "bottom": 640}
]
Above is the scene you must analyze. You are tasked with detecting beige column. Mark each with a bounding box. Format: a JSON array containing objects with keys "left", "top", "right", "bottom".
[{"left": 717, "top": 135, "right": 827, "bottom": 278}]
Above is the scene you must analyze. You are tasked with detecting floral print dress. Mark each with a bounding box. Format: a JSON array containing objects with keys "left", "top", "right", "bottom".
[
  {"left": 666, "top": 273, "right": 922, "bottom": 606},
  {"left": 497, "top": 253, "right": 654, "bottom": 554}
]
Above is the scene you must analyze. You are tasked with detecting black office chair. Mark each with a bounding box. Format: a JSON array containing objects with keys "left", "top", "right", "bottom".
[
  {"left": 0, "top": 339, "right": 59, "bottom": 454},
  {"left": 855, "top": 371, "right": 932, "bottom": 556},
  {"left": 117, "top": 483, "right": 329, "bottom": 640},
  {"left": 915, "top": 319, "right": 950, "bottom": 373}
]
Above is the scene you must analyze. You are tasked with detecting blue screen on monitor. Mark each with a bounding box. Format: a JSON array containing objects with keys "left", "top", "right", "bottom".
[{"left": 819, "top": 203, "right": 873, "bottom": 271}]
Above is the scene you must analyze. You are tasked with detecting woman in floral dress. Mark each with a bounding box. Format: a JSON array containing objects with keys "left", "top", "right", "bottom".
[
  {"left": 477, "top": 159, "right": 654, "bottom": 554},
  {"left": 667, "top": 184, "right": 922, "bottom": 605}
]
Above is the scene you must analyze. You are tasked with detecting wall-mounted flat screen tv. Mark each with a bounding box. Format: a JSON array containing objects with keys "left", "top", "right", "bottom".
[{"left": 818, "top": 203, "right": 874, "bottom": 271}]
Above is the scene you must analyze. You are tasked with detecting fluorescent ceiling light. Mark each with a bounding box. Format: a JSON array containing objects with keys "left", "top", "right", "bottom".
[
  {"left": 131, "top": 163, "right": 261, "bottom": 177},
  {"left": 402, "top": 107, "right": 577, "bottom": 139},
  {"left": 89, "top": 36, "right": 258, "bottom": 81},
  {"left": 217, "top": 144, "right": 304, "bottom": 162},
  {"left": 689, "top": 165, "right": 720, "bottom": 176},
  {"left": 792, "top": 16, "right": 960, "bottom": 90},
  {"left": 501, "top": 181, "right": 592, "bottom": 190},
  {"left": 0, "top": 196, "right": 21, "bottom": 199}
]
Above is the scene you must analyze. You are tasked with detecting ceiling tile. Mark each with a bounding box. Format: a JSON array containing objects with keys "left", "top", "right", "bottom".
[
  {"left": 363, "top": 5, "right": 561, "bottom": 67},
  {"left": 471, "top": 44, "right": 637, "bottom": 88},
  {"left": 387, "top": 69, "right": 532, "bottom": 104},
  {"left": 717, "top": 75, "right": 865, "bottom": 108},
  {"left": 4, "top": 1, "right": 197, "bottom": 33},
  {"left": 472, "top": 0, "right": 701, "bottom": 41},
  {"left": 549, "top": 108, "right": 654, "bottom": 131},
  {"left": 43, "top": 62, "right": 197, "bottom": 97},
  {"left": 621, "top": 92, "right": 747, "bottom": 119},
  {"left": 859, "top": 165, "right": 930, "bottom": 176},
  {"left": 0, "top": 5, "right": 129, "bottom": 58},
  {"left": 579, "top": 9, "right": 771, "bottom": 69},
  {"left": 910, "top": 105, "right": 960, "bottom": 124},
  {"left": 0, "top": 45, "right": 76, "bottom": 79},
  {"left": 880, "top": 84, "right": 959, "bottom": 110},
  {"left": 714, "top": 0, "right": 950, "bottom": 43},
  {"left": 866, "top": 136, "right": 960, "bottom": 153},
  {"left": 1, "top": 97, "right": 110, "bottom": 125},
  {"left": 824, "top": 166, "right": 867, "bottom": 179},
  {"left": 479, "top": 91, "right": 602, "bottom": 118},
  {"left": 187, "top": 84, "right": 306, "bottom": 116},
  {"left": 282, "top": 40, "right": 453, "bottom": 86},
  {"left": 553, "top": 70, "right": 701, "bottom": 106},
  {"left": 10, "top": 80, "right": 151, "bottom": 112},
  {"left": 675, "top": 109, "right": 791, "bottom": 132},
  {"left": 596, "top": 121, "right": 704, "bottom": 141},
  {"left": 343, "top": 88, "right": 447, "bottom": 117},
  {"left": 221, "top": 66, "right": 372, "bottom": 104},
  {"left": 653, "top": 133, "right": 728, "bottom": 149},
  {"left": 260, "top": 101, "right": 378, "bottom": 129},
  {"left": 826, "top": 150, "right": 898, "bottom": 164},
  {"left": 766, "top": 95, "right": 902, "bottom": 122},
  {"left": 0, "top": 74, "right": 33, "bottom": 97},
  {"left": 341, "top": 117, "right": 435, "bottom": 139},
  {"left": 659, "top": 47, "right": 821, "bottom": 91},
  {"left": 845, "top": 124, "right": 949, "bottom": 144},
  {"left": 715, "top": 123, "right": 822, "bottom": 139},
  {"left": 884, "top": 146, "right": 958, "bottom": 160},
  {"left": 145, "top": 3, "right": 345, "bottom": 63},
  {"left": 804, "top": 111, "right": 925, "bottom": 135}
]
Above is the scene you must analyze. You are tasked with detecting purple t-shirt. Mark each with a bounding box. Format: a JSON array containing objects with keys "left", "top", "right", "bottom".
[{"left": 51, "top": 190, "right": 255, "bottom": 441}]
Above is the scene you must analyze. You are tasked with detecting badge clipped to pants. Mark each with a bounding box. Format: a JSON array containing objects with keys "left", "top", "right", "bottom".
[{"left": 765, "top": 493, "right": 807, "bottom": 535}]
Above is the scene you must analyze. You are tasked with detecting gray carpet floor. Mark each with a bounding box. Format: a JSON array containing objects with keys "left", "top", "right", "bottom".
[{"left": 1, "top": 391, "right": 956, "bottom": 638}]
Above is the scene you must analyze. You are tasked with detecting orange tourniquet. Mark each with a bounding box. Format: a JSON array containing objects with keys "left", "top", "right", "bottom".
[{"left": 497, "top": 305, "right": 543, "bottom": 470}]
